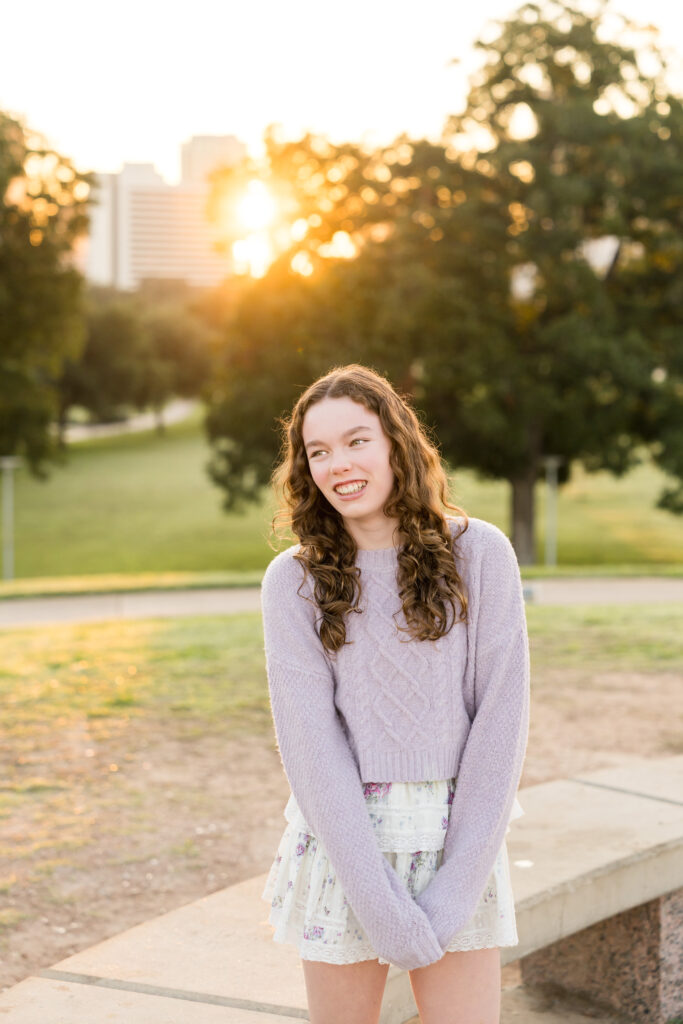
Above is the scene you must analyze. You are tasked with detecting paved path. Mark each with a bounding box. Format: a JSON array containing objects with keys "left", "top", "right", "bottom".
[
  {"left": 524, "top": 576, "right": 683, "bottom": 605},
  {"left": 57, "top": 398, "right": 198, "bottom": 443},
  {"left": 0, "top": 578, "right": 681, "bottom": 629},
  {"left": 0, "top": 588, "right": 262, "bottom": 629}
]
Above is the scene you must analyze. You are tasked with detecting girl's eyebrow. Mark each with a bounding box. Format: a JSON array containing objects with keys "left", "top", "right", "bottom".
[{"left": 304, "top": 425, "right": 374, "bottom": 450}]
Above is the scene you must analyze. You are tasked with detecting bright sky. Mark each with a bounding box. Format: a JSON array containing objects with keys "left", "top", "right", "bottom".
[{"left": 1, "top": 0, "right": 681, "bottom": 184}]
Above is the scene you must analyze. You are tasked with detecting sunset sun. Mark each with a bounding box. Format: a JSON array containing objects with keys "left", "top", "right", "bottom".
[{"left": 236, "top": 180, "right": 277, "bottom": 232}]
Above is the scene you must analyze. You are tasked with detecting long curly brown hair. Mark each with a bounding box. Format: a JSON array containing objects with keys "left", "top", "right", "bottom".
[{"left": 270, "top": 364, "right": 469, "bottom": 653}]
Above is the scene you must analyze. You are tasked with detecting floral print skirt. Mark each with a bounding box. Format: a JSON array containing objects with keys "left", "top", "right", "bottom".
[{"left": 261, "top": 777, "right": 524, "bottom": 965}]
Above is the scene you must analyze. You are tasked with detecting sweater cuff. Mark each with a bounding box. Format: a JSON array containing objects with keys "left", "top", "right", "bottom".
[
  {"left": 404, "top": 915, "right": 445, "bottom": 969},
  {"left": 415, "top": 885, "right": 457, "bottom": 951}
]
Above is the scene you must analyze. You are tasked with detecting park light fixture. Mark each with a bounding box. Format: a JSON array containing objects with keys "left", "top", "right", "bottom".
[
  {"left": 1, "top": 455, "right": 21, "bottom": 580},
  {"left": 543, "top": 455, "right": 563, "bottom": 568}
]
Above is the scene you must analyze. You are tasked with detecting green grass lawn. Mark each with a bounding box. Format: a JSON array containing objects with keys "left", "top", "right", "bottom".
[
  {"left": 1, "top": 604, "right": 680, "bottom": 836},
  {"left": 3, "top": 404, "right": 682, "bottom": 579},
  {"left": 525, "top": 603, "right": 683, "bottom": 671},
  {"left": 2, "top": 603, "right": 680, "bottom": 758},
  {"left": 1, "top": 614, "right": 272, "bottom": 749}
]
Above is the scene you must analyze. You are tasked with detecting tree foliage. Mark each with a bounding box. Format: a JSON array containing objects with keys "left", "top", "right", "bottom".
[
  {"left": 431, "top": 0, "right": 683, "bottom": 542},
  {"left": 204, "top": 1, "right": 682, "bottom": 561},
  {"left": 139, "top": 304, "right": 216, "bottom": 418},
  {"left": 57, "top": 289, "right": 217, "bottom": 433},
  {"left": 0, "top": 111, "right": 92, "bottom": 474},
  {"left": 57, "top": 299, "right": 147, "bottom": 427}
]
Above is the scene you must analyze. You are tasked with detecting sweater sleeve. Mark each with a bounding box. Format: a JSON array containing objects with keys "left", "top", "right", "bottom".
[
  {"left": 415, "top": 522, "right": 530, "bottom": 949},
  {"left": 260, "top": 549, "right": 444, "bottom": 970}
]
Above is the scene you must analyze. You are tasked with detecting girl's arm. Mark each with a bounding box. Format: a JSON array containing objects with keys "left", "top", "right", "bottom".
[
  {"left": 415, "top": 521, "right": 531, "bottom": 950},
  {"left": 261, "top": 548, "right": 443, "bottom": 970}
]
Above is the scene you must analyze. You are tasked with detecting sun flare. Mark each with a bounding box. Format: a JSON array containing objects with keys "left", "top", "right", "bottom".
[
  {"left": 236, "top": 180, "right": 277, "bottom": 232},
  {"left": 232, "top": 232, "right": 274, "bottom": 278}
]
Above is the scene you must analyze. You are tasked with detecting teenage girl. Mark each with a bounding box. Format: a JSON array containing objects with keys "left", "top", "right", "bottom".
[{"left": 260, "top": 363, "right": 530, "bottom": 1024}]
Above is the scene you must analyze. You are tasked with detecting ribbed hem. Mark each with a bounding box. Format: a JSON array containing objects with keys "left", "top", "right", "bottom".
[{"left": 358, "top": 743, "right": 462, "bottom": 783}]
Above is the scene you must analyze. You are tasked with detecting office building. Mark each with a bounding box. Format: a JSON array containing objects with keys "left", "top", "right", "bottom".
[{"left": 83, "top": 135, "right": 246, "bottom": 290}]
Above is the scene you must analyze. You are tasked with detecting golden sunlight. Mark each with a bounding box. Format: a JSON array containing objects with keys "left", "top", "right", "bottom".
[
  {"left": 236, "top": 180, "right": 277, "bottom": 232},
  {"left": 290, "top": 217, "right": 309, "bottom": 241},
  {"left": 319, "top": 230, "right": 357, "bottom": 259},
  {"left": 232, "top": 232, "right": 274, "bottom": 278},
  {"left": 291, "top": 251, "right": 314, "bottom": 276},
  {"left": 222, "top": 179, "right": 360, "bottom": 279}
]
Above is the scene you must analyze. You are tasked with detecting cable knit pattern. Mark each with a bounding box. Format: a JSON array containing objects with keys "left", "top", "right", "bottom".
[{"left": 260, "top": 515, "right": 530, "bottom": 968}]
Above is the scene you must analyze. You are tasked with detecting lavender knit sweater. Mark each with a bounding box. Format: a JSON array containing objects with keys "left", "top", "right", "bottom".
[{"left": 260, "top": 516, "right": 530, "bottom": 970}]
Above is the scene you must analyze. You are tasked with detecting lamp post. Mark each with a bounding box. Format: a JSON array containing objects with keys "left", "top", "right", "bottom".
[
  {"left": 543, "top": 455, "right": 562, "bottom": 568},
  {"left": 1, "top": 456, "right": 21, "bottom": 580}
]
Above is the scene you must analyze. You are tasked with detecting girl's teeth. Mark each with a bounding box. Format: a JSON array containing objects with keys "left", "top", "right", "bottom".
[{"left": 336, "top": 482, "right": 366, "bottom": 494}]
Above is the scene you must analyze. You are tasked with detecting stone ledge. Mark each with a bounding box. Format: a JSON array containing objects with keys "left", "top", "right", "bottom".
[{"left": 520, "top": 887, "right": 683, "bottom": 1023}]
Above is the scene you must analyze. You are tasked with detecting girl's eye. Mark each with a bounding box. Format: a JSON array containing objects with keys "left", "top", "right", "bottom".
[{"left": 308, "top": 438, "right": 368, "bottom": 459}]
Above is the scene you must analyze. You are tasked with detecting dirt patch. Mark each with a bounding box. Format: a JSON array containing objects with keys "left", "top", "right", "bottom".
[
  {"left": 524, "top": 669, "right": 682, "bottom": 782},
  {"left": 1, "top": 725, "right": 289, "bottom": 991},
  {"left": 2, "top": 670, "right": 681, "bottom": 992}
]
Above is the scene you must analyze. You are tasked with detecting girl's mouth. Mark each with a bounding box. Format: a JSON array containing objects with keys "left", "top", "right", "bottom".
[{"left": 333, "top": 480, "right": 368, "bottom": 499}]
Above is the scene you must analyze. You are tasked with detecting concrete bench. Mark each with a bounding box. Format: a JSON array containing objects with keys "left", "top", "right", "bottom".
[{"left": 1, "top": 755, "right": 681, "bottom": 1024}]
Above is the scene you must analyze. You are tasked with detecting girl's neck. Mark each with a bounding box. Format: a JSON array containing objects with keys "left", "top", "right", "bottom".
[{"left": 345, "top": 518, "right": 401, "bottom": 551}]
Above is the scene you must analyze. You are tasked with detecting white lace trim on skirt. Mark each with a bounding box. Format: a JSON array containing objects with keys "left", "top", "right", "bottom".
[{"left": 262, "top": 777, "right": 524, "bottom": 965}]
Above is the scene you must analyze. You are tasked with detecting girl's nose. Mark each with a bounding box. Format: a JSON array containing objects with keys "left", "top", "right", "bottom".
[{"left": 330, "top": 450, "right": 352, "bottom": 473}]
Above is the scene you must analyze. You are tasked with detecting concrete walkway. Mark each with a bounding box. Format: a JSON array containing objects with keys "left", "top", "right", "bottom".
[
  {"left": 56, "top": 398, "right": 199, "bottom": 443},
  {"left": 0, "top": 587, "right": 263, "bottom": 629},
  {"left": 0, "top": 973, "right": 624, "bottom": 1023},
  {"left": 5, "top": 756, "right": 680, "bottom": 1022},
  {"left": 524, "top": 576, "right": 683, "bottom": 605},
  {"left": 0, "top": 577, "right": 682, "bottom": 629}
]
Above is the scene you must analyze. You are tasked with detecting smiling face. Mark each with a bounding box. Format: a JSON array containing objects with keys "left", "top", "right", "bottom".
[{"left": 302, "top": 395, "right": 399, "bottom": 549}]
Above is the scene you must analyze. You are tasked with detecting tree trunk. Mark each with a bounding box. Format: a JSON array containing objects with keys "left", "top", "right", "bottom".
[{"left": 510, "top": 468, "right": 537, "bottom": 565}]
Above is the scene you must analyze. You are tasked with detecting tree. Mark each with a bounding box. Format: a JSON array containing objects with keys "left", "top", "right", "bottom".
[
  {"left": 205, "top": 263, "right": 327, "bottom": 510},
  {"left": 136, "top": 306, "right": 215, "bottom": 431},
  {"left": 204, "top": 131, "right": 480, "bottom": 509},
  {"left": 56, "top": 289, "right": 217, "bottom": 435},
  {"left": 417, "top": 0, "right": 683, "bottom": 559},
  {"left": 204, "top": 1, "right": 683, "bottom": 562},
  {"left": 0, "top": 112, "right": 92, "bottom": 474},
  {"left": 57, "top": 299, "right": 148, "bottom": 430}
]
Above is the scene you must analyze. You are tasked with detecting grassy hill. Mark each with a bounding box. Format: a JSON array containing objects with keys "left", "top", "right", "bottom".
[{"left": 4, "top": 404, "right": 682, "bottom": 579}]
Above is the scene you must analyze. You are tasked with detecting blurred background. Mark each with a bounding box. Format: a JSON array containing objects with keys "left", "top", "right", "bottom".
[
  {"left": 1, "top": 0, "right": 681, "bottom": 580},
  {"left": 1, "top": 0, "right": 682, "bottom": 1002}
]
